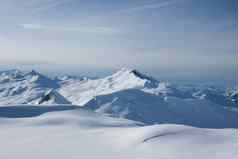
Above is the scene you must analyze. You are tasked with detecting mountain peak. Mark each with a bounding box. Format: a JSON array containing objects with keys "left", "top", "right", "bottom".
[
  {"left": 111, "top": 68, "right": 159, "bottom": 88},
  {"left": 25, "top": 70, "right": 42, "bottom": 76},
  {"left": 30, "top": 70, "right": 39, "bottom": 75},
  {"left": 23, "top": 70, "right": 59, "bottom": 89},
  {"left": 113, "top": 68, "right": 149, "bottom": 78},
  {"left": 130, "top": 69, "right": 153, "bottom": 80}
]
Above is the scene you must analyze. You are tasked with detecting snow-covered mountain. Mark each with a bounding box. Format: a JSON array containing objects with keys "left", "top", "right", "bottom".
[
  {"left": 84, "top": 89, "right": 238, "bottom": 128},
  {"left": 0, "top": 68, "right": 238, "bottom": 128},
  {"left": 59, "top": 68, "right": 160, "bottom": 105},
  {"left": 0, "top": 69, "right": 62, "bottom": 105}
]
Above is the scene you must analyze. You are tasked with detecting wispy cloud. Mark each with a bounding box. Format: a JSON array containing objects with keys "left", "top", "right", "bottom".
[
  {"left": 19, "top": 24, "right": 120, "bottom": 34},
  {"left": 32, "top": 0, "right": 73, "bottom": 12},
  {"left": 119, "top": 0, "right": 184, "bottom": 13}
]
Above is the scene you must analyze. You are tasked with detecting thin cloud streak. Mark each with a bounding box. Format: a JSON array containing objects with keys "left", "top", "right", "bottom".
[
  {"left": 118, "top": 0, "right": 183, "bottom": 13},
  {"left": 19, "top": 24, "right": 120, "bottom": 34},
  {"left": 32, "top": 0, "right": 73, "bottom": 12}
]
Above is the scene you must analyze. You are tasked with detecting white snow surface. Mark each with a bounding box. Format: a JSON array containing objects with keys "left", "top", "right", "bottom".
[
  {"left": 1, "top": 69, "right": 238, "bottom": 159},
  {"left": 84, "top": 89, "right": 238, "bottom": 128},
  {"left": 0, "top": 106, "right": 238, "bottom": 159}
]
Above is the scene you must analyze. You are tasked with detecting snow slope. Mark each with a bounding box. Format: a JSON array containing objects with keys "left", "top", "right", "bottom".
[
  {"left": 0, "top": 106, "right": 237, "bottom": 159},
  {"left": 84, "top": 89, "right": 238, "bottom": 128}
]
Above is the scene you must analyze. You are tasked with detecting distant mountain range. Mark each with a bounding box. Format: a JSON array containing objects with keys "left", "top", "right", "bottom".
[{"left": 0, "top": 68, "right": 237, "bottom": 128}]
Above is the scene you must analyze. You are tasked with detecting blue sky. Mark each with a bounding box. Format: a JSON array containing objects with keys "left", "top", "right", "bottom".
[{"left": 0, "top": 0, "right": 237, "bottom": 84}]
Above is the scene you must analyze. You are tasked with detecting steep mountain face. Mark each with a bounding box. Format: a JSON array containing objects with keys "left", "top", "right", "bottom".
[
  {"left": 59, "top": 68, "right": 160, "bottom": 105},
  {"left": 37, "top": 89, "right": 71, "bottom": 105}
]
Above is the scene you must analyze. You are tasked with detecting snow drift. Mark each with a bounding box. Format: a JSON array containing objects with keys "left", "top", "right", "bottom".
[{"left": 0, "top": 106, "right": 237, "bottom": 159}]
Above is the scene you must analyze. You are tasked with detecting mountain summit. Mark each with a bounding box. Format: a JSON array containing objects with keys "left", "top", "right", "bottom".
[
  {"left": 110, "top": 68, "right": 159, "bottom": 88},
  {"left": 59, "top": 68, "right": 160, "bottom": 105},
  {"left": 24, "top": 70, "right": 59, "bottom": 88}
]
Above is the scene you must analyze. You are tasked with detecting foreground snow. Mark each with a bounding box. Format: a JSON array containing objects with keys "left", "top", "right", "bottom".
[{"left": 0, "top": 106, "right": 238, "bottom": 159}]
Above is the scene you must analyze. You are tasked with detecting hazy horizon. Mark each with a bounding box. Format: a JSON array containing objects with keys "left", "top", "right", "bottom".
[{"left": 0, "top": 0, "right": 237, "bottom": 85}]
